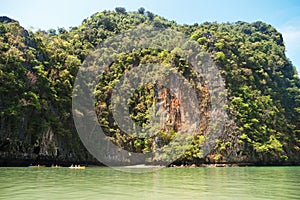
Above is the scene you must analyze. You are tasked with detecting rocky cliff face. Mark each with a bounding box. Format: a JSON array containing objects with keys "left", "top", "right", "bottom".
[
  {"left": 0, "top": 11, "right": 300, "bottom": 166},
  {"left": 0, "top": 17, "right": 97, "bottom": 166}
]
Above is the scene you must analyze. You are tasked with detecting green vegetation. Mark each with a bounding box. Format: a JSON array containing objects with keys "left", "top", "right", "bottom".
[{"left": 0, "top": 9, "right": 299, "bottom": 165}]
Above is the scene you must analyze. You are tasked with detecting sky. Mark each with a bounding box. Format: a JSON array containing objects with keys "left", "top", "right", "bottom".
[{"left": 1, "top": 0, "right": 300, "bottom": 72}]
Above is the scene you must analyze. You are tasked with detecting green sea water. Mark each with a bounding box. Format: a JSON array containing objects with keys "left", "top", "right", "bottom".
[{"left": 0, "top": 166, "right": 299, "bottom": 200}]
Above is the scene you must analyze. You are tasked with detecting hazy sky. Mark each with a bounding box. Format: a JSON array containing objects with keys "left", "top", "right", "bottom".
[{"left": 1, "top": 0, "right": 300, "bottom": 72}]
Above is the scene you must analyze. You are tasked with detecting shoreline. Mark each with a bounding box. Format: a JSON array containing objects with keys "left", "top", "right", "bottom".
[
  {"left": 1, "top": 162, "right": 299, "bottom": 168},
  {"left": 1, "top": 153, "right": 299, "bottom": 168}
]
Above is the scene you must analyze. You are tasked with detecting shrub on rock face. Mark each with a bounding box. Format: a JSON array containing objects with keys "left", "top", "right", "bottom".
[
  {"left": 115, "top": 7, "right": 126, "bottom": 14},
  {"left": 138, "top": 7, "right": 145, "bottom": 15}
]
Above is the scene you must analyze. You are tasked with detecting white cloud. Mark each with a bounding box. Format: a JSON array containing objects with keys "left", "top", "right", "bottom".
[
  {"left": 281, "top": 26, "right": 300, "bottom": 42},
  {"left": 280, "top": 26, "right": 300, "bottom": 73}
]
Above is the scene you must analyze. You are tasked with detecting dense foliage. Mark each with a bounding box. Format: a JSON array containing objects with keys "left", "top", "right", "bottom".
[{"left": 0, "top": 8, "right": 299, "bottom": 165}]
